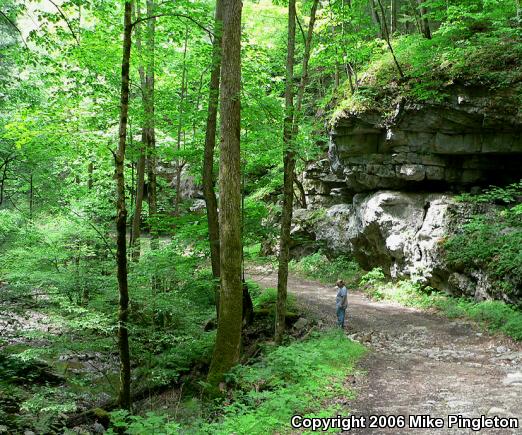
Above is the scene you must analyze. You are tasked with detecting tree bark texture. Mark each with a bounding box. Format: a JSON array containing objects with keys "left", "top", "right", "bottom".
[
  {"left": 390, "top": 0, "right": 397, "bottom": 35},
  {"left": 130, "top": 0, "right": 147, "bottom": 261},
  {"left": 174, "top": 26, "right": 189, "bottom": 216},
  {"left": 145, "top": 0, "right": 158, "bottom": 250},
  {"left": 207, "top": 0, "right": 243, "bottom": 388},
  {"left": 115, "top": 0, "right": 132, "bottom": 410},
  {"left": 375, "top": 0, "right": 404, "bottom": 77},
  {"left": 203, "top": 0, "right": 223, "bottom": 281},
  {"left": 275, "top": 0, "right": 297, "bottom": 345},
  {"left": 130, "top": 152, "right": 145, "bottom": 260},
  {"left": 417, "top": 0, "right": 431, "bottom": 39}
]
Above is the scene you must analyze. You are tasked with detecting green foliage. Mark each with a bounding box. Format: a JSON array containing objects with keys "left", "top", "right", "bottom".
[
  {"left": 445, "top": 182, "right": 522, "bottom": 297},
  {"left": 252, "top": 286, "right": 297, "bottom": 312},
  {"left": 362, "top": 279, "right": 522, "bottom": 341},
  {"left": 20, "top": 387, "right": 77, "bottom": 415},
  {"left": 0, "top": 210, "right": 218, "bottom": 430},
  {"left": 0, "top": 209, "right": 21, "bottom": 246},
  {"left": 290, "top": 252, "right": 361, "bottom": 285},
  {"left": 199, "top": 330, "right": 366, "bottom": 434},
  {"left": 332, "top": 0, "right": 521, "bottom": 119},
  {"left": 108, "top": 410, "right": 181, "bottom": 435},
  {"left": 456, "top": 180, "right": 522, "bottom": 204},
  {"left": 359, "top": 267, "right": 386, "bottom": 286},
  {"left": 2, "top": 0, "right": 521, "bottom": 431}
]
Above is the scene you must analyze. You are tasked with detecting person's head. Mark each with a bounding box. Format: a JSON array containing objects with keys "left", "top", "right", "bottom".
[{"left": 336, "top": 279, "right": 344, "bottom": 288}]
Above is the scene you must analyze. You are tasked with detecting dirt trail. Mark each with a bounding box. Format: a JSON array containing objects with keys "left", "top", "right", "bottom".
[{"left": 247, "top": 265, "right": 522, "bottom": 434}]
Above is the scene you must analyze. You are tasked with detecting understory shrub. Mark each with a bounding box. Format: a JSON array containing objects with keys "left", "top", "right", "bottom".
[
  {"left": 445, "top": 181, "right": 522, "bottom": 298},
  {"left": 290, "top": 252, "right": 360, "bottom": 285}
]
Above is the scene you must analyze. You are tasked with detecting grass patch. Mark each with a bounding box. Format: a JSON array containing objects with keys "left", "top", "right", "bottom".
[{"left": 360, "top": 269, "right": 522, "bottom": 341}]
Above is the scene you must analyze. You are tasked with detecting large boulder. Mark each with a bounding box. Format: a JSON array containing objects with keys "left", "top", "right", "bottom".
[{"left": 295, "top": 190, "right": 517, "bottom": 302}]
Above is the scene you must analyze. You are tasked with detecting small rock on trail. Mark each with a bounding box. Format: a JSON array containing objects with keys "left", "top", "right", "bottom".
[{"left": 247, "top": 265, "right": 522, "bottom": 434}]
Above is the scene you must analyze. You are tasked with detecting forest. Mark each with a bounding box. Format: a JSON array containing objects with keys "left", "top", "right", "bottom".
[{"left": 0, "top": 0, "right": 521, "bottom": 433}]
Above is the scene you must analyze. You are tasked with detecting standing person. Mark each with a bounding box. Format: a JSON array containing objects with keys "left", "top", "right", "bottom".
[{"left": 335, "top": 279, "right": 348, "bottom": 328}]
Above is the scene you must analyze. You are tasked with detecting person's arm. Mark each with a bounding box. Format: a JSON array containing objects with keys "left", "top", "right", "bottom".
[{"left": 342, "top": 287, "right": 348, "bottom": 308}]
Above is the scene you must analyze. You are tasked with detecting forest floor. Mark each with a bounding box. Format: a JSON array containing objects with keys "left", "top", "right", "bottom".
[{"left": 247, "top": 264, "right": 522, "bottom": 434}]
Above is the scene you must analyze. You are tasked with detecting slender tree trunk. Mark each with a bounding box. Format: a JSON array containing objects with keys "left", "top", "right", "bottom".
[
  {"left": 275, "top": 0, "right": 318, "bottom": 344},
  {"left": 207, "top": 0, "right": 243, "bottom": 388},
  {"left": 275, "top": 0, "right": 297, "bottom": 345},
  {"left": 203, "top": 0, "right": 223, "bottom": 282},
  {"left": 417, "top": 0, "right": 431, "bottom": 39},
  {"left": 369, "top": 0, "right": 383, "bottom": 38},
  {"left": 0, "top": 159, "right": 10, "bottom": 205},
  {"left": 144, "top": 0, "right": 158, "bottom": 251},
  {"left": 294, "top": 172, "right": 307, "bottom": 209},
  {"left": 130, "top": 0, "right": 147, "bottom": 261},
  {"left": 174, "top": 26, "right": 189, "bottom": 216},
  {"left": 87, "top": 162, "right": 93, "bottom": 190},
  {"left": 406, "top": 0, "right": 423, "bottom": 34},
  {"left": 390, "top": 0, "right": 397, "bottom": 35},
  {"left": 375, "top": 0, "right": 404, "bottom": 77},
  {"left": 130, "top": 153, "right": 145, "bottom": 260},
  {"left": 29, "top": 173, "right": 33, "bottom": 220},
  {"left": 341, "top": 0, "right": 354, "bottom": 92},
  {"left": 114, "top": 0, "right": 132, "bottom": 411}
]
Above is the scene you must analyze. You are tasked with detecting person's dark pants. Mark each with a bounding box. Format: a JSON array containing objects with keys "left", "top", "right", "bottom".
[{"left": 337, "top": 306, "right": 346, "bottom": 328}]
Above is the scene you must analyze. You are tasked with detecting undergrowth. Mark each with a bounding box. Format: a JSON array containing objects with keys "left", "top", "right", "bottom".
[
  {"left": 107, "top": 330, "right": 366, "bottom": 434},
  {"left": 332, "top": 0, "right": 522, "bottom": 121},
  {"left": 445, "top": 180, "right": 522, "bottom": 298},
  {"left": 360, "top": 268, "right": 522, "bottom": 341},
  {"left": 289, "top": 252, "right": 361, "bottom": 286}
]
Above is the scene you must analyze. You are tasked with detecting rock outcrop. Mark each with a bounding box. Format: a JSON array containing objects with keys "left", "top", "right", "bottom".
[
  {"left": 295, "top": 85, "right": 522, "bottom": 302},
  {"left": 327, "top": 86, "right": 521, "bottom": 193}
]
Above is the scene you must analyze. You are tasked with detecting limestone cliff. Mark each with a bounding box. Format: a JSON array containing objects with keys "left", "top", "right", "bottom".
[{"left": 296, "top": 85, "right": 522, "bottom": 302}]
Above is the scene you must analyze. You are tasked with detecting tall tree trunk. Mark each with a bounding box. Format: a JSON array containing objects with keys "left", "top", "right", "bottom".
[
  {"left": 0, "top": 158, "right": 10, "bottom": 205},
  {"left": 203, "top": 0, "right": 223, "bottom": 282},
  {"left": 293, "top": 171, "right": 307, "bottom": 209},
  {"left": 275, "top": 0, "right": 318, "bottom": 344},
  {"left": 174, "top": 26, "right": 189, "bottom": 216},
  {"left": 375, "top": 0, "right": 404, "bottom": 77},
  {"left": 130, "top": 153, "right": 145, "bottom": 260},
  {"left": 390, "top": 0, "right": 397, "bottom": 35},
  {"left": 407, "top": 0, "right": 423, "bottom": 34},
  {"left": 275, "top": 0, "right": 297, "bottom": 345},
  {"left": 369, "top": 0, "right": 383, "bottom": 38},
  {"left": 207, "top": 0, "right": 243, "bottom": 388},
  {"left": 145, "top": 0, "right": 158, "bottom": 251},
  {"left": 87, "top": 162, "right": 93, "bottom": 190},
  {"left": 417, "top": 0, "right": 431, "bottom": 39},
  {"left": 29, "top": 173, "right": 33, "bottom": 220},
  {"left": 130, "top": 0, "right": 147, "bottom": 261},
  {"left": 115, "top": 0, "right": 132, "bottom": 410}
]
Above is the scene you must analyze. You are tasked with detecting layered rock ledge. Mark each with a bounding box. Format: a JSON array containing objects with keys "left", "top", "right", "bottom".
[
  {"left": 295, "top": 86, "right": 522, "bottom": 302},
  {"left": 327, "top": 86, "right": 521, "bottom": 194}
]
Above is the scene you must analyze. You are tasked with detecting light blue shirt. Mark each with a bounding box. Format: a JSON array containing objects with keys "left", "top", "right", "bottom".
[{"left": 336, "top": 286, "right": 348, "bottom": 309}]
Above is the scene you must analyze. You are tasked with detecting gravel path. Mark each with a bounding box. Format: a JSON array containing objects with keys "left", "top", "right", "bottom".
[{"left": 247, "top": 265, "right": 522, "bottom": 434}]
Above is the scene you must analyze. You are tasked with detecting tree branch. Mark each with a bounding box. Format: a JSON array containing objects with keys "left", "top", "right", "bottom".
[
  {"left": 67, "top": 208, "right": 116, "bottom": 260},
  {"left": 295, "top": 15, "right": 306, "bottom": 45},
  {"left": 0, "top": 9, "right": 29, "bottom": 49},
  {"left": 48, "top": 0, "right": 80, "bottom": 45}
]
